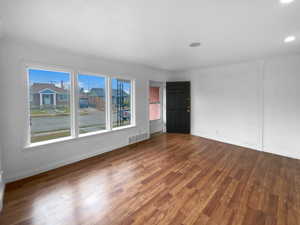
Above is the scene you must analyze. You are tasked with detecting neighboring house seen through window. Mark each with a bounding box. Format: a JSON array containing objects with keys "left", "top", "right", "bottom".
[
  {"left": 27, "top": 67, "right": 135, "bottom": 146},
  {"left": 78, "top": 74, "right": 106, "bottom": 134},
  {"left": 29, "top": 69, "right": 71, "bottom": 143}
]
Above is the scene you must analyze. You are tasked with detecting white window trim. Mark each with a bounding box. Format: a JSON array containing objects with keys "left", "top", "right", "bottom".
[
  {"left": 111, "top": 78, "right": 136, "bottom": 130},
  {"left": 25, "top": 65, "right": 75, "bottom": 147},
  {"left": 25, "top": 64, "right": 136, "bottom": 148},
  {"left": 71, "top": 70, "right": 78, "bottom": 138},
  {"left": 77, "top": 72, "right": 109, "bottom": 137}
]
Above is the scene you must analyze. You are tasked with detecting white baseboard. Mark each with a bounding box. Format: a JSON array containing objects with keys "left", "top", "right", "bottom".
[
  {"left": 191, "top": 131, "right": 261, "bottom": 151},
  {"left": 6, "top": 138, "right": 150, "bottom": 183},
  {"left": 191, "top": 132, "right": 300, "bottom": 160},
  {"left": 5, "top": 145, "right": 124, "bottom": 183},
  {"left": 0, "top": 170, "right": 4, "bottom": 212}
]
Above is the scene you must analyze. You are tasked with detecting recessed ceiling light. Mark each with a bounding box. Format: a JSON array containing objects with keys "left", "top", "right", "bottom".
[
  {"left": 189, "top": 42, "right": 201, "bottom": 47},
  {"left": 284, "top": 36, "right": 296, "bottom": 43},
  {"left": 280, "top": 0, "right": 294, "bottom": 4}
]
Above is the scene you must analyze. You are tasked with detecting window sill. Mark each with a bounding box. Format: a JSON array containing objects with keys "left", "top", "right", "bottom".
[
  {"left": 78, "top": 129, "right": 110, "bottom": 138},
  {"left": 25, "top": 136, "right": 75, "bottom": 149},
  {"left": 150, "top": 119, "right": 161, "bottom": 121},
  {"left": 24, "top": 124, "right": 136, "bottom": 150},
  {"left": 112, "top": 124, "right": 136, "bottom": 131}
]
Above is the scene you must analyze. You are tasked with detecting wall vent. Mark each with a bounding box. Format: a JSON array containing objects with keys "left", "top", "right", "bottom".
[{"left": 129, "top": 133, "right": 149, "bottom": 144}]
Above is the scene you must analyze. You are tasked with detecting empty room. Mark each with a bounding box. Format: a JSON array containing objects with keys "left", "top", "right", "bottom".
[{"left": 0, "top": 0, "right": 299, "bottom": 225}]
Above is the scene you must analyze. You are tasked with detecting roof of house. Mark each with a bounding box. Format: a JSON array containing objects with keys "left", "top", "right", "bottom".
[
  {"left": 112, "top": 89, "right": 129, "bottom": 97},
  {"left": 31, "top": 83, "right": 68, "bottom": 94},
  {"left": 89, "top": 88, "right": 105, "bottom": 97},
  {"left": 89, "top": 88, "right": 129, "bottom": 97},
  {"left": 31, "top": 85, "right": 129, "bottom": 96}
]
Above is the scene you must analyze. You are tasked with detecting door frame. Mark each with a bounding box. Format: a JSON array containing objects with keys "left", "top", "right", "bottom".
[
  {"left": 166, "top": 81, "right": 191, "bottom": 133},
  {"left": 148, "top": 80, "right": 166, "bottom": 134}
]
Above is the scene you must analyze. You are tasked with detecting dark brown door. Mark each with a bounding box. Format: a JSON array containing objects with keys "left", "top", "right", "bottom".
[{"left": 166, "top": 82, "right": 190, "bottom": 133}]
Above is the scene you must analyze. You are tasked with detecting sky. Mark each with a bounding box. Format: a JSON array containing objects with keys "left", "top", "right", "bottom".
[
  {"left": 29, "top": 69, "right": 130, "bottom": 93},
  {"left": 29, "top": 69, "right": 70, "bottom": 89},
  {"left": 78, "top": 74, "right": 105, "bottom": 91}
]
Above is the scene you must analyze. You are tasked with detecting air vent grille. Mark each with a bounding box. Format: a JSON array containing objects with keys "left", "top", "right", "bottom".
[{"left": 129, "top": 133, "right": 149, "bottom": 144}]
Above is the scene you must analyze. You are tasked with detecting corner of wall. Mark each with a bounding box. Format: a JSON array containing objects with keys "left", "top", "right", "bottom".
[
  {"left": 0, "top": 170, "right": 4, "bottom": 212},
  {"left": 0, "top": 47, "right": 5, "bottom": 211}
]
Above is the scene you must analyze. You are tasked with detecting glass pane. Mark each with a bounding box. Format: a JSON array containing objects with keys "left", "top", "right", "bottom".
[
  {"left": 78, "top": 74, "right": 106, "bottom": 134},
  {"left": 149, "top": 87, "right": 160, "bottom": 103},
  {"left": 149, "top": 103, "right": 161, "bottom": 120},
  {"left": 112, "top": 78, "right": 131, "bottom": 128},
  {"left": 29, "top": 69, "right": 71, "bottom": 143}
]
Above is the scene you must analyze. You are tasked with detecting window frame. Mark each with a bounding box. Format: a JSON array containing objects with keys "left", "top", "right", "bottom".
[
  {"left": 26, "top": 65, "right": 75, "bottom": 147},
  {"left": 25, "top": 64, "right": 136, "bottom": 148},
  {"left": 77, "top": 71, "right": 109, "bottom": 137},
  {"left": 111, "top": 77, "right": 135, "bottom": 130}
]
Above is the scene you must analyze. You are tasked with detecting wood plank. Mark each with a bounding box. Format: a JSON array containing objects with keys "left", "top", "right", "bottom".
[{"left": 0, "top": 133, "right": 299, "bottom": 225}]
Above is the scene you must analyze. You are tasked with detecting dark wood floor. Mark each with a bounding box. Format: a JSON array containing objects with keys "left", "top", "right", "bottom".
[{"left": 0, "top": 134, "right": 299, "bottom": 225}]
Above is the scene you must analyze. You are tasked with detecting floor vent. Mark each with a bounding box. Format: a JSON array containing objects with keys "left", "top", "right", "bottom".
[{"left": 129, "top": 133, "right": 148, "bottom": 144}]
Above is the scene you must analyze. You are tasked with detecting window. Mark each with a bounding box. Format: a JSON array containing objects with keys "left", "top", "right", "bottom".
[
  {"left": 78, "top": 74, "right": 106, "bottom": 134},
  {"left": 149, "top": 87, "right": 161, "bottom": 120},
  {"left": 28, "top": 68, "right": 72, "bottom": 143},
  {"left": 59, "top": 94, "right": 68, "bottom": 101},
  {"left": 27, "top": 66, "right": 135, "bottom": 146},
  {"left": 111, "top": 78, "right": 132, "bottom": 128}
]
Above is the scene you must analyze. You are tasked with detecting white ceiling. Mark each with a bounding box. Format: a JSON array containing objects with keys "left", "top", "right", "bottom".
[{"left": 0, "top": 0, "right": 300, "bottom": 71}]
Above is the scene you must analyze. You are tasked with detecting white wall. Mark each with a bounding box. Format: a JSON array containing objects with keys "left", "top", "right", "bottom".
[
  {"left": 263, "top": 56, "right": 300, "bottom": 159},
  {"left": 0, "top": 39, "right": 4, "bottom": 210},
  {"left": 0, "top": 37, "right": 5, "bottom": 178},
  {"left": 177, "top": 54, "right": 300, "bottom": 159},
  {"left": 0, "top": 144, "right": 3, "bottom": 212},
  {"left": 0, "top": 145, "right": 2, "bottom": 180},
  {"left": 0, "top": 142, "right": 3, "bottom": 211},
  {"left": 0, "top": 38, "right": 171, "bottom": 182}
]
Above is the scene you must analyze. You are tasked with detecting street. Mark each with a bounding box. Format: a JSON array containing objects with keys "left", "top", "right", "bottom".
[{"left": 31, "top": 110, "right": 107, "bottom": 133}]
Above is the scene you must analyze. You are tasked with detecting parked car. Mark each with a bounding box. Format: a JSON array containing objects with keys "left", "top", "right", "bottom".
[
  {"left": 118, "top": 109, "right": 130, "bottom": 121},
  {"left": 79, "top": 98, "right": 89, "bottom": 108}
]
